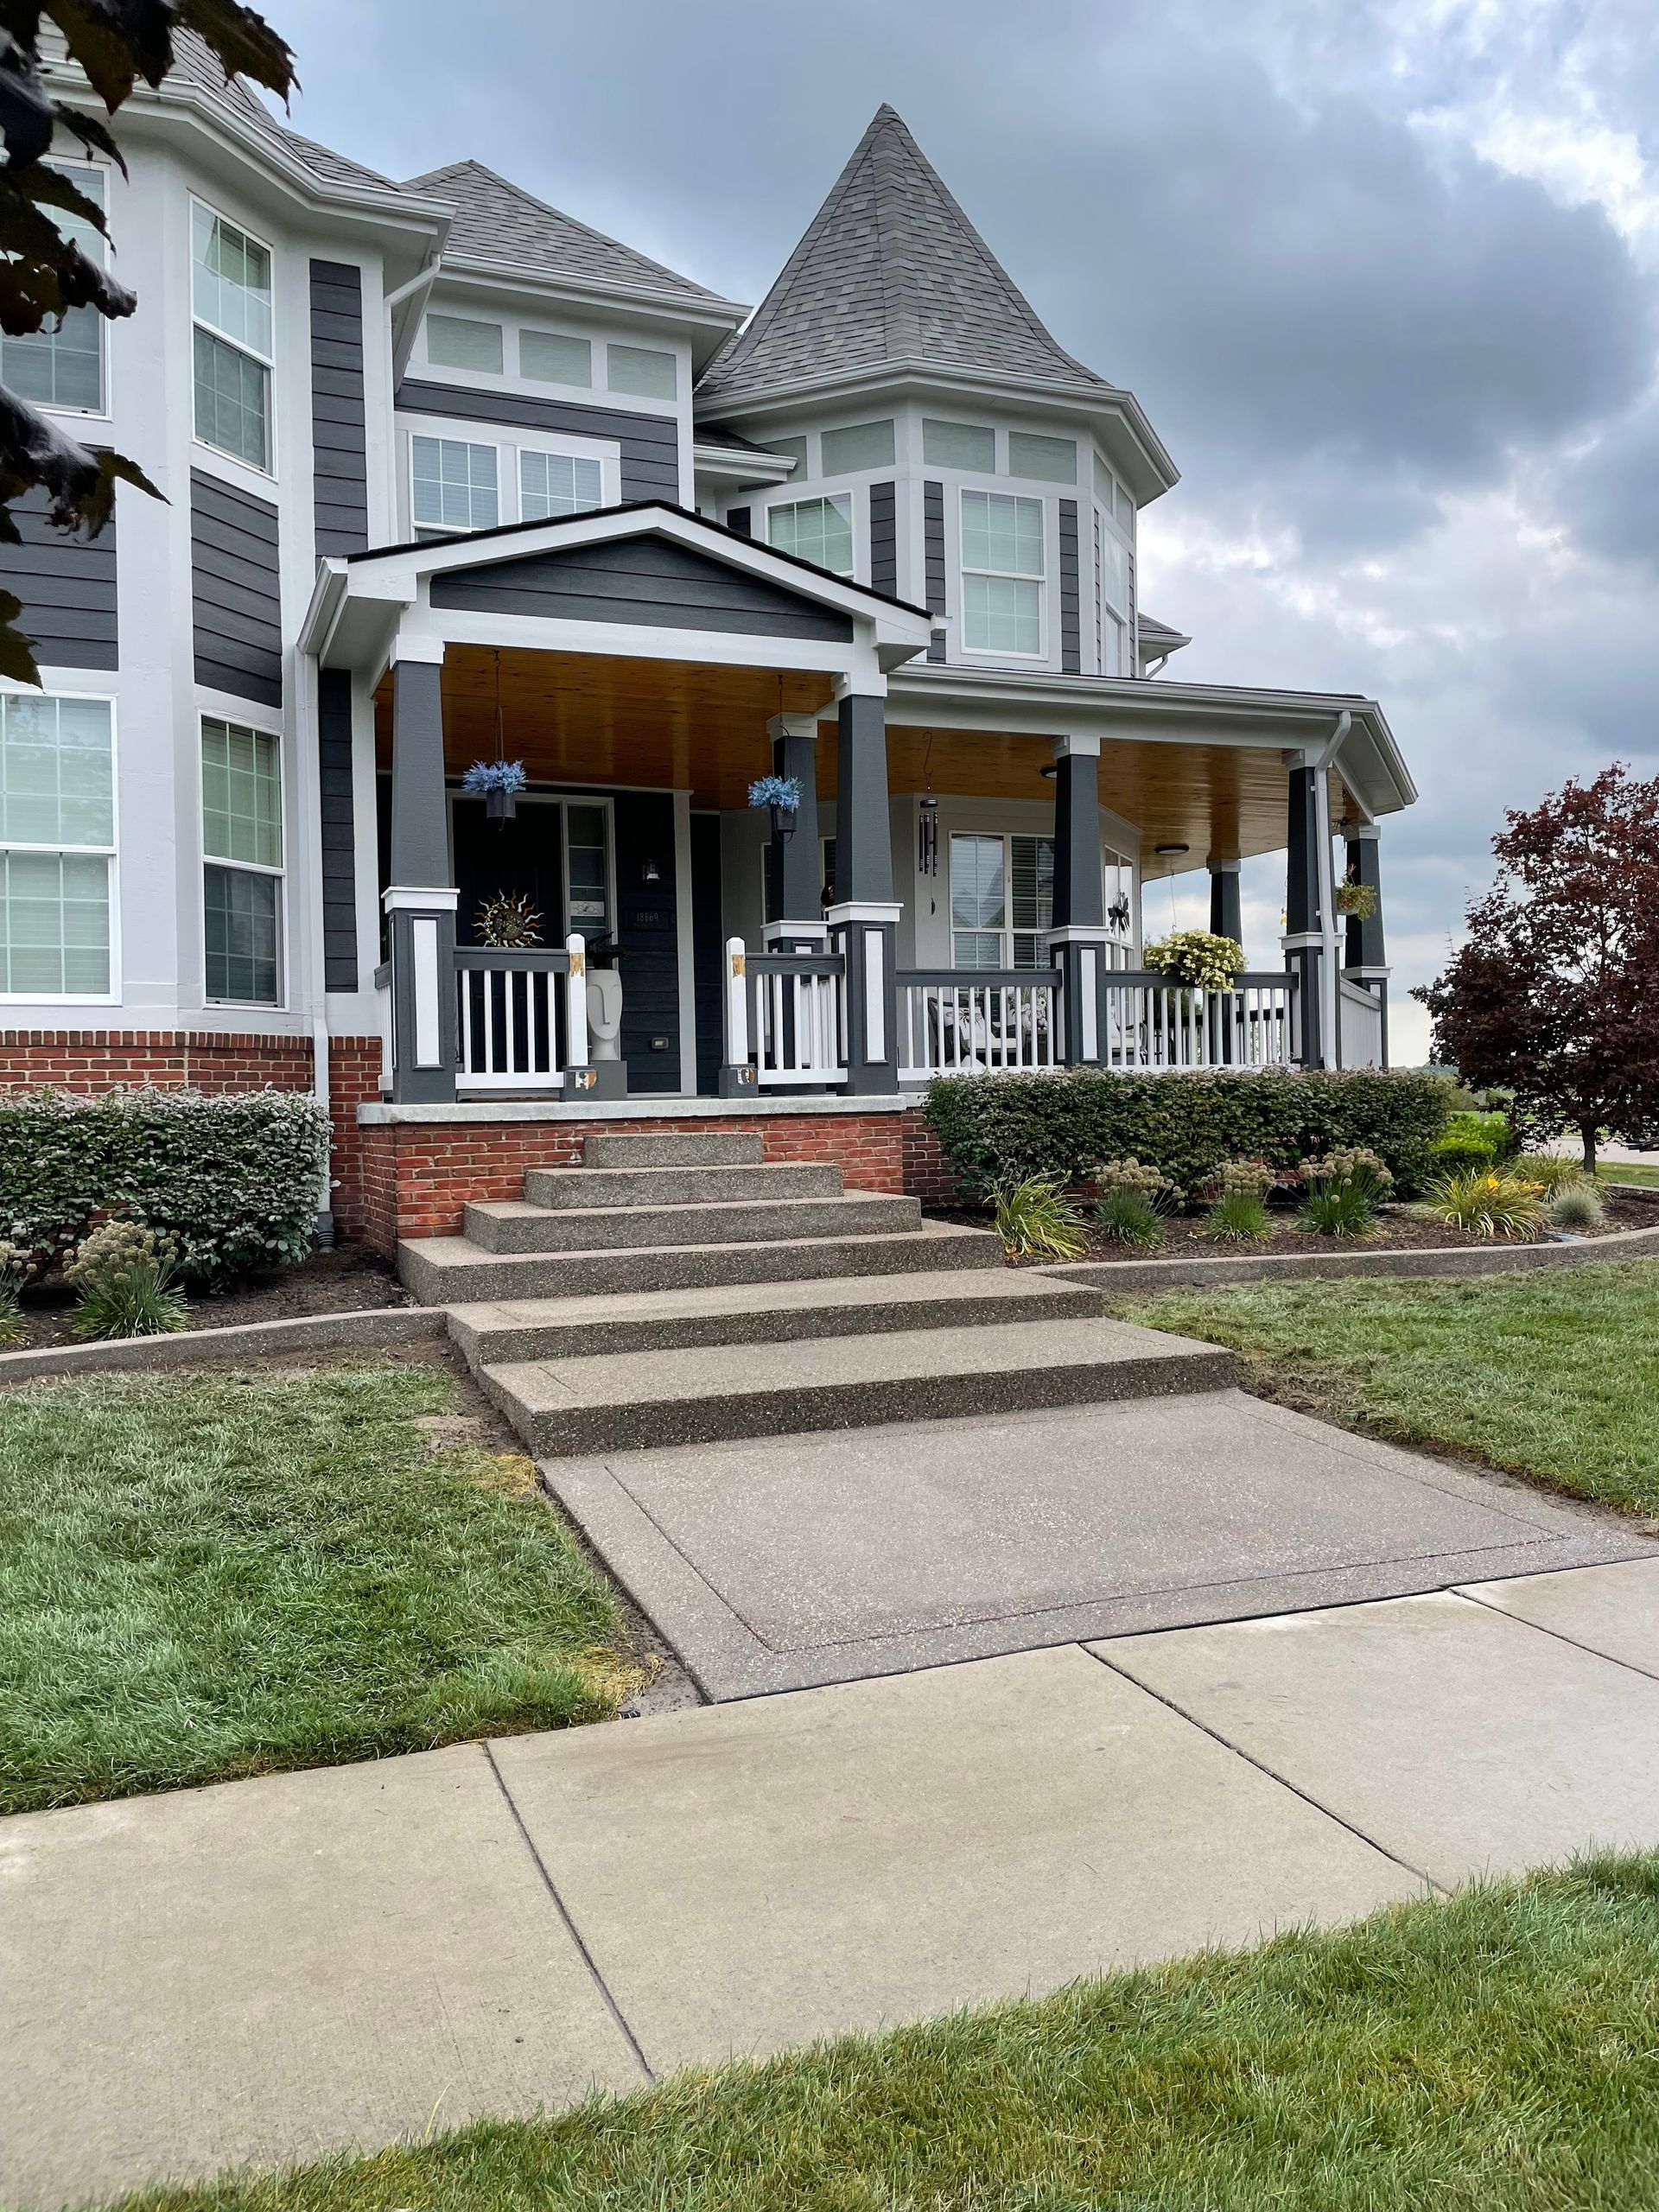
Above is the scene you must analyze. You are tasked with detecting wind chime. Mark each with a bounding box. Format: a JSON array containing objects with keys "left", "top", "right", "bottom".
[{"left": 918, "top": 731, "right": 939, "bottom": 886}]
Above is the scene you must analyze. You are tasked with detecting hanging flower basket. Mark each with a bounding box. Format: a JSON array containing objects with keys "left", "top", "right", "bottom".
[
  {"left": 1335, "top": 880, "right": 1377, "bottom": 920},
  {"left": 463, "top": 759, "right": 528, "bottom": 823},
  {"left": 1142, "top": 929, "right": 1245, "bottom": 996},
  {"left": 748, "top": 772, "right": 803, "bottom": 840}
]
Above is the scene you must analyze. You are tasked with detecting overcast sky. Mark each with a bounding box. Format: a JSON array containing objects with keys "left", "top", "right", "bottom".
[{"left": 261, "top": 0, "right": 1659, "bottom": 1062}]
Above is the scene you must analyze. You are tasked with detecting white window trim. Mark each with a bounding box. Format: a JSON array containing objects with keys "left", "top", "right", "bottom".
[
  {"left": 959, "top": 488, "right": 1046, "bottom": 661},
  {"left": 765, "top": 488, "right": 858, "bottom": 580},
  {"left": 189, "top": 194, "right": 277, "bottom": 480},
  {"left": 948, "top": 828, "right": 1057, "bottom": 972},
  {"left": 515, "top": 437, "right": 620, "bottom": 520},
  {"left": 9, "top": 157, "right": 114, "bottom": 424},
  {"left": 0, "top": 684, "right": 120, "bottom": 1005},
  {"left": 409, "top": 430, "right": 501, "bottom": 537},
  {"left": 198, "top": 714, "right": 288, "bottom": 1011}
]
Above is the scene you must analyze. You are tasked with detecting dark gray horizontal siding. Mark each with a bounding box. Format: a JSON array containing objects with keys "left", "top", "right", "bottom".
[
  {"left": 0, "top": 487, "right": 118, "bottom": 670},
  {"left": 429, "top": 532, "right": 853, "bottom": 642},
  {"left": 923, "top": 479, "right": 945, "bottom": 664},
  {"left": 869, "top": 480, "right": 897, "bottom": 599},
  {"left": 191, "top": 470, "right": 282, "bottom": 707},
  {"left": 397, "top": 377, "right": 679, "bottom": 502},
  {"left": 311, "top": 260, "right": 369, "bottom": 556},
  {"left": 1058, "top": 498, "right": 1081, "bottom": 675},
  {"left": 317, "top": 666, "right": 358, "bottom": 991}
]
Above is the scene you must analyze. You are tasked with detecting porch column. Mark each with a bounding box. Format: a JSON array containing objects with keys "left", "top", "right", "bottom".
[
  {"left": 764, "top": 709, "right": 826, "bottom": 955},
  {"left": 1283, "top": 755, "right": 1325, "bottom": 1070},
  {"left": 826, "top": 683, "right": 900, "bottom": 1095},
  {"left": 1343, "top": 821, "right": 1391, "bottom": 1067},
  {"left": 1208, "top": 857, "right": 1243, "bottom": 944},
  {"left": 1050, "top": 734, "right": 1109, "bottom": 1068},
  {"left": 385, "top": 645, "right": 457, "bottom": 1103}
]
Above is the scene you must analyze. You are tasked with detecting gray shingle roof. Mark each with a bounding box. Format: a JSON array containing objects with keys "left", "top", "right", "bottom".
[
  {"left": 164, "top": 30, "right": 403, "bottom": 194},
  {"left": 404, "top": 159, "right": 739, "bottom": 308},
  {"left": 696, "top": 105, "right": 1112, "bottom": 408}
]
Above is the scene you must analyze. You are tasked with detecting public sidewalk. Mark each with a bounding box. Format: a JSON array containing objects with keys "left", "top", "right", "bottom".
[{"left": 6, "top": 1558, "right": 1659, "bottom": 2210}]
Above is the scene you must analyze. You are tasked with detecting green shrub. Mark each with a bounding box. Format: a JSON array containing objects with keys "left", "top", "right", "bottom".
[
  {"left": 1204, "top": 1188, "right": 1271, "bottom": 1242},
  {"left": 1549, "top": 1182, "right": 1605, "bottom": 1231},
  {"left": 0, "top": 1237, "right": 27, "bottom": 1349},
  {"left": 0, "top": 1087, "right": 328, "bottom": 1287},
  {"left": 1433, "top": 1110, "right": 1516, "bottom": 1173},
  {"left": 1095, "top": 1187, "right": 1163, "bottom": 1249},
  {"left": 993, "top": 1176, "right": 1087, "bottom": 1261},
  {"left": 927, "top": 1069, "right": 1452, "bottom": 1203}
]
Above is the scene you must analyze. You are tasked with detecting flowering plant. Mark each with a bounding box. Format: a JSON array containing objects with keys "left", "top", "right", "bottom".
[
  {"left": 1142, "top": 930, "right": 1245, "bottom": 992},
  {"left": 747, "top": 774, "right": 802, "bottom": 812},
  {"left": 1335, "top": 880, "right": 1377, "bottom": 919},
  {"left": 462, "top": 759, "right": 528, "bottom": 796}
]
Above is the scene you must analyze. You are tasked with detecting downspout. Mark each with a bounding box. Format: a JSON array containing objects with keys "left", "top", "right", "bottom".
[{"left": 1313, "top": 711, "right": 1351, "bottom": 1070}]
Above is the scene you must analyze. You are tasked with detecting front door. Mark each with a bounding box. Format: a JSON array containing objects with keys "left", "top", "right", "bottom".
[{"left": 452, "top": 795, "right": 565, "bottom": 950}]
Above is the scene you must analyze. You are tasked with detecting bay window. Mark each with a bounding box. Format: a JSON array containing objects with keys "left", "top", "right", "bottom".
[
  {"left": 768, "top": 493, "right": 854, "bottom": 575},
  {"left": 0, "top": 694, "right": 113, "bottom": 996},
  {"left": 411, "top": 435, "right": 499, "bottom": 535},
  {"left": 961, "top": 490, "right": 1044, "bottom": 655},
  {"left": 201, "top": 717, "right": 282, "bottom": 1004},
  {"left": 192, "top": 203, "right": 273, "bottom": 470},
  {"left": 3, "top": 162, "right": 106, "bottom": 412},
  {"left": 950, "top": 832, "right": 1053, "bottom": 969}
]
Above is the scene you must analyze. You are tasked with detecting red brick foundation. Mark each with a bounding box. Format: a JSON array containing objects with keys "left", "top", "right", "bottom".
[{"left": 357, "top": 1103, "right": 961, "bottom": 1256}]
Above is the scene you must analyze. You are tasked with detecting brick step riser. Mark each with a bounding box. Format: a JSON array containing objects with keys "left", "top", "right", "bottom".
[
  {"left": 582, "top": 1133, "right": 765, "bottom": 1169},
  {"left": 449, "top": 1285, "right": 1103, "bottom": 1368},
  {"left": 480, "top": 1350, "right": 1238, "bottom": 1459},
  {"left": 521, "top": 1164, "right": 845, "bottom": 1210},
  {"left": 464, "top": 1195, "right": 921, "bottom": 1255},
  {"left": 398, "top": 1230, "right": 1002, "bottom": 1305}
]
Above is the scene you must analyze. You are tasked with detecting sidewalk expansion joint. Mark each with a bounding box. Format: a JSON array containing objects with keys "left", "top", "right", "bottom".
[
  {"left": 1079, "top": 1640, "right": 1446, "bottom": 1895},
  {"left": 1451, "top": 1583, "right": 1659, "bottom": 1687},
  {"left": 481, "top": 1740, "right": 657, "bottom": 2085}
]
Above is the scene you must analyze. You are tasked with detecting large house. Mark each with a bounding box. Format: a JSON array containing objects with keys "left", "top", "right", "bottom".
[{"left": 0, "top": 41, "right": 1412, "bottom": 1247}]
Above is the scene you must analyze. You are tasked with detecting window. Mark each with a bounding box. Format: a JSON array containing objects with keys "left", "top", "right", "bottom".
[
  {"left": 3, "top": 162, "right": 106, "bottom": 411},
  {"left": 607, "top": 343, "right": 677, "bottom": 400},
  {"left": 192, "top": 203, "right": 272, "bottom": 470},
  {"left": 411, "top": 435, "right": 499, "bottom": 534},
  {"left": 426, "top": 314, "right": 503, "bottom": 373},
  {"left": 1100, "top": 526, "right": 1129, "bottom": 675},
  {"left": 201, "top": 718, "right": 282, "bottom": 1004},
  {"left": 520, "top": 329, "right": 591, "bottom": 386},
  {"left": 564, "top": 804, "right": 612, "bottom": 941},
  {"left": 950, "top": 831, "right": 1054, "bottom": 970},
  {"left": 961, "top": 490, "right": 1044, "bottom": 655},
  {"left": 922, "top": 417, "right": 995, "bottom": 471},
  {"left": 1007, "top": 431, "right": 1076, "bottom": 484},
  {"left": 520, "top": 449, "right": 603, "bottom": 521},
  {"left": 768, "top": 493, "right": 854, "bottom": 575},
  {"left": 0, "top": 694, "right": 114, "bottom": 996},
  {"left": 821, "top": 419, "right": 894, "bottom": 474}
]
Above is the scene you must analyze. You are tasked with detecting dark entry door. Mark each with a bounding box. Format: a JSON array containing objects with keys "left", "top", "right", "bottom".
[{"left": 452, "top": 797, "right": 565, "bottom": 949}]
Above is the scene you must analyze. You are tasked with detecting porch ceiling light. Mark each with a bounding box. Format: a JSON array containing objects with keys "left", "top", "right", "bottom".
[{"left": 1154, "top": 842, "right": 1191, "bottom": 857}]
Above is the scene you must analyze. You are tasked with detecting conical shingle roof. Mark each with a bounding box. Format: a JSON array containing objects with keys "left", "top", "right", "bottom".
[{"left": 697, "top": 105, "right": 1111, "bottom": 407}]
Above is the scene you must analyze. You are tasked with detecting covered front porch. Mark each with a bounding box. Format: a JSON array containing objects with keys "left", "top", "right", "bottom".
[{"left": 301, "top": 505, "right": 1408, "bottom": 1111}]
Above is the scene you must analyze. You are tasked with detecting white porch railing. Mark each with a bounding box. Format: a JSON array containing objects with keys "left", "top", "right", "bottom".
[
  {"left": 725, "top": 939, "right": 847, "bottom": 1088},
  {"left": 898, "top": 969, "right": 1061, "bottom": 1083},
  {"left": 1104, "top": 971, "right": 1297, "bottom": 1071},
  {"left": 1338, "top": 976, "right": 1385, "bottom": 1069},
  {"left": 453, "top": 938, "right": 585, "bottom": 1093}
]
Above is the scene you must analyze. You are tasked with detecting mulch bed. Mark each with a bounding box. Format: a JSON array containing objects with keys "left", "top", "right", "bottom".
[
  {"left": 10, "top": 1243, "right": 411, "bottom": 1351},
  {"left": 928, "top": 1185, "right": 1659, "bottom": 1262}
]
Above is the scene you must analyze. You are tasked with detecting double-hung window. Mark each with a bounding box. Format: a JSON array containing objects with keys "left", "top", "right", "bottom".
[
  {"left": 192, "top": 203, "right": 273, "bottom": 470},
  {"left": 520, "top": 450, "right": 603, "bottom": 521},
  {"left": 3, "top": 162, "right": 106, "bottom": 412},
  {"left": 961, "top": 491, "right": 1044, "bottom": 656},
  {"left": 0, "top": 694, "right": 114, "bottom": 996},
  {"left": 201, "top": 717, "right": 283, "bottom": 1004},
  {"left": 768, "top": 494, "right": 854, "bottom": 575},
  {"left": 950, "top": 832, "right": 1053, "bottom": 970},
  {"left": 411, "top": 435, "right": 498, "bottom": 535}
]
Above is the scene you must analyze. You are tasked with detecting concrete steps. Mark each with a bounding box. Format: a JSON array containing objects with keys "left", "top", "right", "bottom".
[
  {"left": 522, "top": 1161, "right": 843, "bottom": 1209},
  {"left": 477, "top": 1317, "right": 1236, "bottom": 1458},
  {"left": 462, "top": 1190, "right": 921, "bottom": 1255}
]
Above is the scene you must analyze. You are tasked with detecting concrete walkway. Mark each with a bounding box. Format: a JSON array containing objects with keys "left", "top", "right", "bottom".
[{"left": 7, "top": 1555, "right": 1659, "bottom": 2211}]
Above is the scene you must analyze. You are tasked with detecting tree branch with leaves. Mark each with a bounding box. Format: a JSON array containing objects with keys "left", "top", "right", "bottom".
[{"left": 0, "top": 1, "right": 294, "bottom": 681}]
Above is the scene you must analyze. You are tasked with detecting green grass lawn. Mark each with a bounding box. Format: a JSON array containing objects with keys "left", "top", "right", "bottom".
[
  {"left": 1601, "top": 1161, "right": 1659, "bottom": 1188},
  {"left": 1111, "top": 1262, "right": 1659, "bottom": 1516},
  {"left": 0, "top": 1365, "right": 634, "bottom": 1815},
  {"left": 107, "top": 1853, "right": 1659, "bottom": 2212}
]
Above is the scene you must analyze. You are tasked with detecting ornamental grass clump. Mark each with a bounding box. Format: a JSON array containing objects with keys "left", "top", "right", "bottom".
[
  {"left": 1425, "top": 1168, "right": 1546, "bottom": 1241},
  {"left": 1202, "top": 1158, "right": 1274, "bottom": 1243},
  {"left": 1526, "top": 1154, "right": 1593, "bottom": 1196},
  {"left": 1549, "top": 1180, "right": 1606, "bottom": 1232},
  {"left": 1298, "top": 1146, "right": 1394, "bottom": 1239},
  {"left": 1093, "top": 1158, "right": 1173, "bottom": 1250},
  {"left": 993, "top": 1175, "right": 1088, "bottom": 1262},
  {"left": 67, "top": 1219, "right": 188, "bottom": 1340},
  {"left": 0, "top": 1238, "right": 29, "bottom": 1349}
]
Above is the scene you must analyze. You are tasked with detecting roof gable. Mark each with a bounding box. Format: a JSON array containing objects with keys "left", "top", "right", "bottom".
[{"left": 696, "top": 105, "right": 1111, "bottom": 408}]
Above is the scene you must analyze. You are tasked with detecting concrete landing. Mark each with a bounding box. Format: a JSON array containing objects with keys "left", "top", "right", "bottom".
[{"left": 544, "top": 1391, "right": 1654, "bottom": 1698}]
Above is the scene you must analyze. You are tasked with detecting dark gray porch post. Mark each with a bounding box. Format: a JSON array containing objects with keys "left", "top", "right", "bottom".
[
  {"left": 1050, "top": 734, "right": 1108, "bottom": 1067},
  {"left": 764, "top": 709, "right": 827, "bottom": 956},
  {"left": 826, "top": 684, "right": 899, "bottom": 1095},
  {"left": 1208, "top": 858, "right": 1243, "bottom": 944},
  {"left": 1284, "top": 755, "right": 1324, "bottom": 1070},
  {"left": 385, "top": 648, "right": 457, "bottom": 1103},
  {"left": 1343, "top": 821, "right": 1390, "bottom": 1067}
]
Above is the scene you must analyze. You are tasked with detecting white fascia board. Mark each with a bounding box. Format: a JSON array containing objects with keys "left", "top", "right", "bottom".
[
  {"left": 395, "top": 604, "right": 893, "bottom": 686},
  {"left": 692, "top": 443, "right": 797, "bottom": 487}
]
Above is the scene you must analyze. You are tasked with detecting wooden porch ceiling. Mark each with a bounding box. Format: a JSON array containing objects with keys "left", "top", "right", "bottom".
[{"left": 372, "top": 646, "right": 1338, "bottom": 865}]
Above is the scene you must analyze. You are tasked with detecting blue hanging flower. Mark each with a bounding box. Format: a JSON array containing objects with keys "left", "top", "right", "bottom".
[
  {"left": 462, "top": 759, "right": 528, "bottom": 796},
  {"left": 747, "top": 773, "right": 802, "bottom": 811}
]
